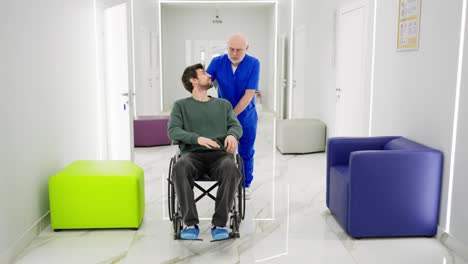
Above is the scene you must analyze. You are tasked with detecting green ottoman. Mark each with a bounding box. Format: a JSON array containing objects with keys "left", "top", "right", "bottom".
[{"left": 49, "top": 160, "right": 145, "bottom": 230}]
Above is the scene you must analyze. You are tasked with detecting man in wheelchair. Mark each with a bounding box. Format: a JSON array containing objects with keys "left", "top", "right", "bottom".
[{"left": 168, "top": 63, "right": 243, "bottom": 241}]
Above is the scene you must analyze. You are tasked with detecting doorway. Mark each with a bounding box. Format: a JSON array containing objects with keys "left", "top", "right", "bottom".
[
  {"left": 335, "top": 1, "right": 372, "bottom": 137},
  {"left": 291, "top": 25, "right": 306, "bottom": 119},
  {"left": 159, "top": 2, "right": 276, "bottom": 112},
  {"left": 276, "top": 34, "right": 288, "bottom": 119},
  {"left": 96, "top": 0, "right": 135, "bottom": 160}
]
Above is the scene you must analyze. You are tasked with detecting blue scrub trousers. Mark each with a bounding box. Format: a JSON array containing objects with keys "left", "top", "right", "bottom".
[{"left": 237, "top": 108, "right": 258, "bottom": 188}]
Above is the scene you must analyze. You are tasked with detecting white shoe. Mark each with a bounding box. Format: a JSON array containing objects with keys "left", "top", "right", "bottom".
[{"left": 244, "top": 187, "right": 252, "bottom": 200}]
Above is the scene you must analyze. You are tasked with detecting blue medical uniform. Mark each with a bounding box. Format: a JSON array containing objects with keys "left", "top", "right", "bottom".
[{"left": 207, "top": 54, "right": 260, "bottom": 187}]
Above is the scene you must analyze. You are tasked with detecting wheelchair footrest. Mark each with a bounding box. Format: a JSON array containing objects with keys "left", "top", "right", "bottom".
[
  {"left": 210, "top": 237, "right": 233, "bottom": 242},
  {"left": 177, "top": 237, "right": 204, "bottom": 241}
]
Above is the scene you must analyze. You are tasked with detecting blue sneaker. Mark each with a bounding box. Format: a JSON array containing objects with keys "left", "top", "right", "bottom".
[
  {"left": 180, "top": 225, "right": 199, "bottom": 240},
  {"left": 211, "top": 226, "right": 230, "bottom": 241}
]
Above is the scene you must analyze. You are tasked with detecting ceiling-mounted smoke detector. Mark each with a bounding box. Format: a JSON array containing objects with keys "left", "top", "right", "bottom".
[{"left": 212, "top": 8, "right": 222, "bottom": 24}]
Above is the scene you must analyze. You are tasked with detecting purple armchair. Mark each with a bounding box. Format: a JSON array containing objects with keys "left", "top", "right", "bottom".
[{"left": 326, "top": 136, "right": 443, "bottom": 238}]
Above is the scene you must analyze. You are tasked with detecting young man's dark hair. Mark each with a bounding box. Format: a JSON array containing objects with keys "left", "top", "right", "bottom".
[{"left": 181, "top": 63, "right": 204, "bottom": 93}]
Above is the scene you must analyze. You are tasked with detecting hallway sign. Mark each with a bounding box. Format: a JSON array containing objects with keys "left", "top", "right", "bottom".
[{"left": 397, "top": 0, "right": 421, "bottom": 50}]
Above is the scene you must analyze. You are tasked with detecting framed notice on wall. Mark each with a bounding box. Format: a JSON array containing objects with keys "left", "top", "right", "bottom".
[{"left": 397, "top": 0, "right": 421, "bottom": 50}]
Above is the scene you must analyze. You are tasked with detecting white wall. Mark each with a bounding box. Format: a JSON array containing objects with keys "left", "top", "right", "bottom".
[
  {"left": 450, "top": 4, "right": 468, "bottom": 247},
  {"left": 0, "top": 0, "right": 103, "bottom": 262},
  {"left": 370, "top": 0, "right": 463, "bottom": 232},
  {"left": 160, "top": 3, "right": 275, "bottom": 111},
  {"left": 303, "top": 0, "right": 468, "bottom": 248},
  {"left": 133, "top": 0, "right": 160, "bottom": 116}
]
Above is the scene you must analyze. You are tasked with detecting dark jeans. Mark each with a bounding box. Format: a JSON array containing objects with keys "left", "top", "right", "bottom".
[{"left": 173, "top": 150, "right": 242, "bottom": 227}]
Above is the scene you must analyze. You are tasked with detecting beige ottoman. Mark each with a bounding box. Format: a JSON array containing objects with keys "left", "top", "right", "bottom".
[{"left": 276, "top": 118, "right": 326, "bottom": 154}]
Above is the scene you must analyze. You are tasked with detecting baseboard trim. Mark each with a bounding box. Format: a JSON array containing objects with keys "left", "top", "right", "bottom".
[
  {"left": 0, "top": 211, "right": 50, "bottom": 264},
  {"left": 437, "top": 227, "right": 468, "bottom": 262}
]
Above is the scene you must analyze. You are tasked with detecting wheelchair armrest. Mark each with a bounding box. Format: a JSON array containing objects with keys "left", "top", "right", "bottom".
[{"left": 171, "top": 138, "right": 240, "bottom": 165}]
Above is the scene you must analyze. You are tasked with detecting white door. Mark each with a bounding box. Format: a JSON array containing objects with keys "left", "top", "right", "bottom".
[
  {"left": 335, "top": 2, "right": 370, "bottom": 136},
  {"left": 103, "top": 3, "right": 133, "bottom": 160},
  {"left": 292, "top": 25, "right": 306, "bottom": 119},
  {"left": 276, "top": 34, "right": 288, "bottom": 119}
]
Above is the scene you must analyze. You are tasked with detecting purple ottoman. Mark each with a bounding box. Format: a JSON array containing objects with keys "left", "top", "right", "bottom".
[{"left": 134, "top": 115, "right": 171, "bottom": 147}]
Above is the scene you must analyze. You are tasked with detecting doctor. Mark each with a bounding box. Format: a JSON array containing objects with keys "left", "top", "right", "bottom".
[{"left": 207, "top": 33, "right": 260, "bottom": 198}]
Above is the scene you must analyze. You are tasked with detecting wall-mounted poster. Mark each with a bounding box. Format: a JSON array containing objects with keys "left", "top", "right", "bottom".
[{"left": 397, "top": 0, "right": 421, "bottom": 50}]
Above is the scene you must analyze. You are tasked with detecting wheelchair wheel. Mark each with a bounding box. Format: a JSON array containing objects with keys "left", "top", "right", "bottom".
[
  {"left": 167, "top": 156, "right": 176, "bottom": 221},
  {"left": 168, "top": 153, "right": 184, "bottom": 240},
  {"left": 236, "top": 155, "right": 246, "bottom": 220},
  {"left": 230, "top": 212, "right": 240, "bottom": 238},
  {"left": 173, "top": 211, "right": 183, "bottom": 240}
]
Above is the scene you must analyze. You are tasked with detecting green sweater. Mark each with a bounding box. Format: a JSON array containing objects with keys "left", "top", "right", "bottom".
[{"left": 168, "top": 97, "right": 243, "bottom": 154}]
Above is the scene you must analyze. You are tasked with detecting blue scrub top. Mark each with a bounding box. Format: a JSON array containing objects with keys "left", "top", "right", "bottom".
[{"left": 207, "top": 54, "right": 260, "bottom": 116}]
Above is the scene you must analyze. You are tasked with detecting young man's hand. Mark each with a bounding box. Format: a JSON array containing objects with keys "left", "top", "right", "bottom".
[
  {"left": 197, "top": 137, "right": 221, "bottom": 149},
  {"left": 224, "top": 135, "right": 238, "bottom": 154}
]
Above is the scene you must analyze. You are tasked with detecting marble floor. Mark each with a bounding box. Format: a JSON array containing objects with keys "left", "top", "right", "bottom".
[{"left": 14, "top": 112, "right": 468, "bottom": 264}]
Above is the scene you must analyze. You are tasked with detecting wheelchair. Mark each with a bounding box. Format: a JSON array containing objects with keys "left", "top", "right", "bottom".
[{"left": 167, "top": 150, "right": 246, "bottom": 240}]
